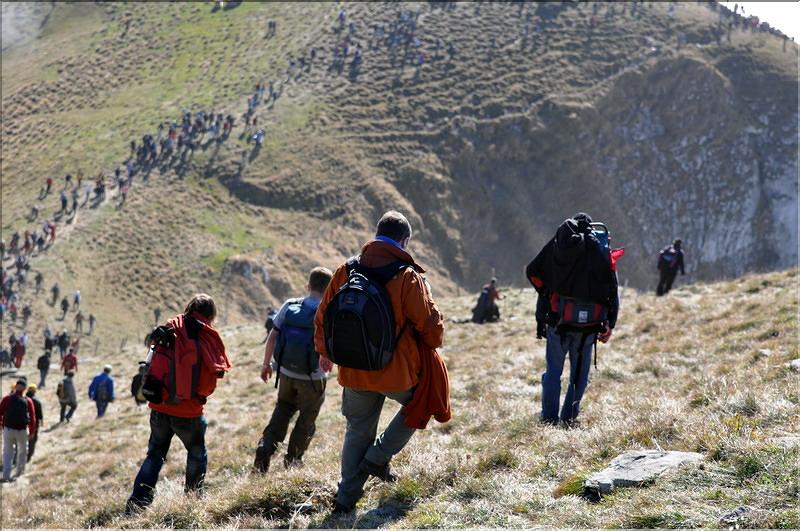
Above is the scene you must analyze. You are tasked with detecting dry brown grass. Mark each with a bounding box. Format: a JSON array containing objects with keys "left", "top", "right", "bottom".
[{"left": 2, "top": 268, "right": 797, "bottom": 528}]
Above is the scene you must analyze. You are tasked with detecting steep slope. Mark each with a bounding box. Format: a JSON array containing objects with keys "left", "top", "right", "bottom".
[
  {"left": 2, "top": 3, "right": 797, "bottom": 356},
  {"left": 1, "top": 270, "right": 797, "bottom": 528}
]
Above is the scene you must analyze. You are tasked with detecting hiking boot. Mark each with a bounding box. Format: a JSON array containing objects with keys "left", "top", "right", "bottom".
[
  {"left": 332, "top": 501, "right": 354, "bottom": 515},
  {"left": 359, "top": 459, "right": 397, "bottom": 483},
  {"left": 253, "top": 448, "right": 272, "bottom": 474},
  {"left": 538, "top": 417, "right": 559, "bottom": 426},
  {"left": 560, "top": 419, "right": 581, "bottom": 430},
  {"left": 284, "top": 455, "right": 303, "bottom": 469}
]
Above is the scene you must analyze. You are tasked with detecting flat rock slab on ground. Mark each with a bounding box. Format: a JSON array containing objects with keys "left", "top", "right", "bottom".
[
  {"left": 584, "top": 450, "right": 703, "bottom": 495},
  {"left": 771, "top": 436, "right": 800, "bottom": 448}
]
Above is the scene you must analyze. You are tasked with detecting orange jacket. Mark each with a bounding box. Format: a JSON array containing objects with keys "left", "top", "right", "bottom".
[
  {"left": 401, "top": 342, "right": 451, "bottom": 429},
  {"left": 314, "top": 240, "right": 444, "bottom": 392}
]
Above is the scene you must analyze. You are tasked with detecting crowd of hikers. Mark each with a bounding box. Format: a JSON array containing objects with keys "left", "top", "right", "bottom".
[
  {"left": 109, "top": 209, "right": 685, "bottom": 514},
  {"left": 0, "top": 0, "right": 729, "bottom": 512}
]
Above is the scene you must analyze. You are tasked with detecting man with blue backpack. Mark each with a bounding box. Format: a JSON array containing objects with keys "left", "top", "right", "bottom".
[
  {"left": 526, "top": 213, "right": 621, "bottom": 427},
  {"left": 254, "top": 266, "right": 333, "bottom": 473}
]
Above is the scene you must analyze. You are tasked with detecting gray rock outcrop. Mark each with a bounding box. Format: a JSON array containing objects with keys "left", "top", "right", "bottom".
[{"left": 584, "top": 450, "right": 703, "bottom": 496}]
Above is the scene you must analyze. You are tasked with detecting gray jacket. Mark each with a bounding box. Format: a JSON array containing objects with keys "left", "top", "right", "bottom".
[{"left": 60, "top": 376, "right": 77, "bottom": 404}]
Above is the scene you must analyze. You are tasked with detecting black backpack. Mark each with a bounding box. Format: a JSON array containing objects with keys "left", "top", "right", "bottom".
[
  {"left": 4, "top": 394, "right": 30, "bottom": 430},
  {"left": 131, "top": 363, "right": 147, "bottom": 404},
  {"left": 96, "top": 379, "right": 111, "bottom": 402},
  {"left": 37, "top": 354, "right": 50, "bottom": 370},
  {"left": 323, "top": 257, "right": 409, "bottom": 371}
]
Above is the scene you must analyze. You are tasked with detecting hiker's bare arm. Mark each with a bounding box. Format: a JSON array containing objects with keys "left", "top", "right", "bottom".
[{"left": 261, "top": 329, "right": 278, "bottom": 382}]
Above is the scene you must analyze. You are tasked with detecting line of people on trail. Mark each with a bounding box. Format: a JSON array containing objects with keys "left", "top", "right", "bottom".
[
  {"left": 0, "top": 363, "right": 117, "bottom": 482},
  {"left": 121, "top": 210, "right": 691, "bottom": 515}
]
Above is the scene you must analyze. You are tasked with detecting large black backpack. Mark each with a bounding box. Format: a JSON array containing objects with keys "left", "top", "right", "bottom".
[
  {"left": 323, "top": 257, "right": 409, "bottom": 371},
  {"left": 4, "top": 394, "right": 30, "bottom": 430}
]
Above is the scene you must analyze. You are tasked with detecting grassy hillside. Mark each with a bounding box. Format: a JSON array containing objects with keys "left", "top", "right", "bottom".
[
  {"left": 0, "top": 4, "right": 797, "bottom": 526},
  {"left": 2, "top": 2, "right": 797, "bottom": 363},
  {"left": 2, "top": 269, "right": 798, "bottom": 528}
]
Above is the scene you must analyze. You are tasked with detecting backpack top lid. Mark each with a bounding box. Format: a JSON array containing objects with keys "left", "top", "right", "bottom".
[
  {"left": 590, "top": 222, "right": 610, "bottom": 253},
  {"left": 282, "top": 298, "right": 316, "bottom": 330}
]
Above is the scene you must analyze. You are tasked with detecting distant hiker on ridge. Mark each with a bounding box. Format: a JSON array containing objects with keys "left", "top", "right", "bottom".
[
  {"left": 88, "top": 365, "right": 115, "bottom": 419},
  {"left": 471, "top": 277, "right": 503, "bottom": 324},
  {"left": 656, "top": 239, "right": 685, "bottom": 296}
]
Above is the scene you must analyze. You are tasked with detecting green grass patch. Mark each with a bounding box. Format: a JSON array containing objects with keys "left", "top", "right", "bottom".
[
  {"left": 477, "top": 448, "right": 520, "bottom": 473},
  {"left": 553, "top": 473, "right": 586, "bottom": 498},
  {"left": 734, "top": 454, "right": 765, "bottom": 479},
  {"left": 452, "top": 476, "right": 493, "bottom": 502},
  {"left": 405, "top": 505, "right": 444, "bottom": 528},
  {"left": 624, "top": 512, "right": 688, "bottom": 528},
  {"left": 381, "top": 477, "right": 427, "bottom": 505},
  {"left": 775, "top": 510, "right": 800, "bottom": 529}
]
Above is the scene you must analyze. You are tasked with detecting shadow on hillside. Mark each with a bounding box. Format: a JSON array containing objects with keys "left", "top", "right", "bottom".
[
  {"left": 248, "top": 143, "right": 262, "bottom": 161},
  {"left": 313, "top": 501, "right": 410, "bottom": 529}
]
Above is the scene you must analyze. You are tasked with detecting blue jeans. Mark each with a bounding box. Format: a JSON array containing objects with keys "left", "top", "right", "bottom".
[
  {"left": 541, "top": 327, "right": 595, "bottom": 422},
  {"left": 96, "top": 401, "right": 109, "bottom": 418},
  {"left": 127, "top": 410, "right": 208, "bottom": 509}
]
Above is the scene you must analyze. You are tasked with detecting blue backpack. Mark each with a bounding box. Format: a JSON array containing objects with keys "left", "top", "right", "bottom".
[{"left": 275, "top": 298, "right": 318, "bottom": 378}]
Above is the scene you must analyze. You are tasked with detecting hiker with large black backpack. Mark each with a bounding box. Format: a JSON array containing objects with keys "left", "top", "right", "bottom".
[
  {"left": 253, "top": 266, "right": 333, "bottom": 473},
  {"left": 0, "top": 379, "right": 37, "bottom": 482},
  {"left": 526, "top": 213, "right": 621, "bottom": 427},
  {"left": 126, "top": 294, "right": 231, "bottom": 514},
  {"left": 315, "top": 211, "right": 449, "bottom": 514}
]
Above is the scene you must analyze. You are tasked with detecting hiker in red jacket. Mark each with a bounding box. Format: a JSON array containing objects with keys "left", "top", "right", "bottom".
[
  {"left": 61, "top": 348, "right": 78, "bottom": 374},
  {"left": 126, "top": 294, "right": 231, "bottom": 513},
  {"left": 0, "top": 379, "right": 37, "bottom": 482}
]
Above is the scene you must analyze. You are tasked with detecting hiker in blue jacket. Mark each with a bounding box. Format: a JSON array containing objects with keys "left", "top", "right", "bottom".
[{"left": 88, "top": 365, "right": 115, "bottom": 418}]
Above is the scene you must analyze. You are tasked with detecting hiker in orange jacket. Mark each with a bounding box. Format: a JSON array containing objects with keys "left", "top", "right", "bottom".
[{"left": 314, "top": 210, "right": 449, "bottom": 514}]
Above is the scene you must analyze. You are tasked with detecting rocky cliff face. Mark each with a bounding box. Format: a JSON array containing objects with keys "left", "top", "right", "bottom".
[{"left": 388, "top": 52, "right": 797, "bottom": 290}]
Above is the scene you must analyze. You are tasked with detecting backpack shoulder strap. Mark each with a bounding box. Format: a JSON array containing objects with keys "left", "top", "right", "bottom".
[
  {"left": 360, "top": 260, "right": 411, "bottom": 285},
  {"left": 345, "top": 256, "right": 359, "bottom": 276}
]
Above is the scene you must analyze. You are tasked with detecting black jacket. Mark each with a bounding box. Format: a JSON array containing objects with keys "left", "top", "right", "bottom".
[
  {"left": 26, "top": 393, "right": 43, "bottom": 428},
  {"left": 526, "top": 219, "right": 619, "bottom": 329}
]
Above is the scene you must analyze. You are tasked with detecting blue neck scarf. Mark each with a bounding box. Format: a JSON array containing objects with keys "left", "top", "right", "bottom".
[{"left": 375, "top": 235, "right": 404, "bottom": 249}]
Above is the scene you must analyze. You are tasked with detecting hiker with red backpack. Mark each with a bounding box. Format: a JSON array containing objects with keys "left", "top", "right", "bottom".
[
  {"left": 314, "top": 211, "right": 449, "bottom": 514},
  {"left": 126, "top": 294, "right": 231, "bottom": 513},
  {"left": 656, "top": 239, "right": 685, "bottom": 296},
  {"left": 254, "top": 267, "right": 333, "bottom": 473},
  {"left": 526, "top": 213, "right": 621, "bottom": 427},
  {"left": 0, "top": 379, "right": 38, "bottom": 482}
]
